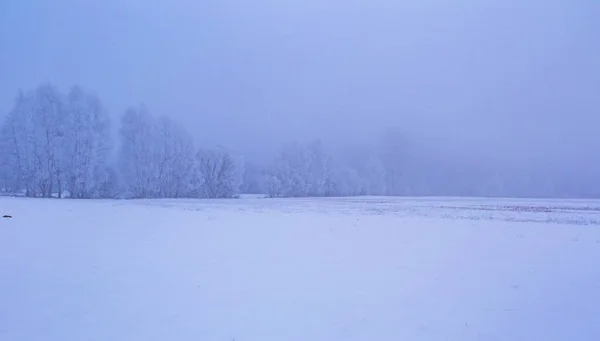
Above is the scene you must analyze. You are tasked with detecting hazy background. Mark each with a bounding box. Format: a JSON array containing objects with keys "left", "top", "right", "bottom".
[{"left": 1, "top": 0, "right": 599, "bottom": 166}]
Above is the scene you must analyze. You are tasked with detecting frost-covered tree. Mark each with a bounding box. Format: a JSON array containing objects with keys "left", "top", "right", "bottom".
[
  {"left": 0, "top": 84, "right": 69, "bottom": 197},
  {"left": 32, "top": 84, "right": 68, "bottom": 197},
  {"left": 192, "top": 147, "right": 242, "bottom": 198},
  {"left": 154, "top": 116, "right": 195, "bottom": 197},
  {"left": 63, "top": 86, "right": 112, "bottom": 198},
  {"left": 266, "top": 140, "right": 337, "bottom": 197},
  {"left": 1, "top": 84, "right": 114, "bottom": 199},
  {"left": 270, "top": 142, "right": 310, "bottom": 197},
  {"left": 305, "top": 140, "right": 336, "bottom": 196},
  {"left": 118, "top": 105, "right": 157, "bottom": 198},
  {"left": 118, "top": 108, "right": 198, "bottom": 199},
  {"left": 0, "top": 96, "right": 28, "bottom": 194},
  {"left": 262, "top": 173, "right": 283, "bottom": 198}
]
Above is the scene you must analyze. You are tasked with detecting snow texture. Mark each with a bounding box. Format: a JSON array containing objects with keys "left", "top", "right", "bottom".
[{"left": 1, "top": 196, "right": 600, "bottom": 340}]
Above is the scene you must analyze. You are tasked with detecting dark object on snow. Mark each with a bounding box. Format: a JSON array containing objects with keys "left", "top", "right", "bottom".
[{"left": 3, "top": 215, "right": 12, "bottom": 219}]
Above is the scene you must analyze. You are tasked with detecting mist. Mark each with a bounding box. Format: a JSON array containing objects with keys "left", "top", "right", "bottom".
[{"left": 1, "top": 0, "right": 599, "bottom": 197}]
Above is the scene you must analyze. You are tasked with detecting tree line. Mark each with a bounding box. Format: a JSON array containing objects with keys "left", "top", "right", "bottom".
[
  {"left": 0, "top": 83, "right": 385, "bottom": 199},
  {"left": 2, "top": 83, "right": 597, "bottom": 199},
  {"left": 0, "top": 83, "right": 245, "bottom": 199}
]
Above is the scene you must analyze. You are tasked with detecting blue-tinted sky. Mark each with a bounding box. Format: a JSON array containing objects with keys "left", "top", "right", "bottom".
[{"left": 1, "top": 0, "right": 599, "bottom": 163}]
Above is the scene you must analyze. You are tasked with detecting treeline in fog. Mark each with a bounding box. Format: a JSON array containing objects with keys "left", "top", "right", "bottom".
[
  {"left": 1, "top": 83, "right": 597, "bottom": 199},
  {"left": 0, "top": 84, "right": 244, "bottom": 199}
]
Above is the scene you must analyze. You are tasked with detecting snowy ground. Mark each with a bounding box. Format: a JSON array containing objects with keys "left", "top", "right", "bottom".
[{"left": 1, "top": 196, "right": 600, "bottom": 341}]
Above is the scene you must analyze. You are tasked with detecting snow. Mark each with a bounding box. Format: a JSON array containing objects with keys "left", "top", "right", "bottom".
[{"left": 1, "top": 196, "right": 600, "bottom": 341}]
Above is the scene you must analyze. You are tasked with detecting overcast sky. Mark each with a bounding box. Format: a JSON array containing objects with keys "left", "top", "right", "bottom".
[{"left": 1, "top": 0, "right": 599, "bottom": 164}]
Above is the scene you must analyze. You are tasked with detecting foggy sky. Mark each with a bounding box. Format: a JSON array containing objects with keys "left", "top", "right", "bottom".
[{"left": 1, "top": 0, "right": 599, "bottom": 165}]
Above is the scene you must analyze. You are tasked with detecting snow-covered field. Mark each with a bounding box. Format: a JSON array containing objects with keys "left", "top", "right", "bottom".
[{"left": 1, "top": 196, "right": 600, "bottom": 341}]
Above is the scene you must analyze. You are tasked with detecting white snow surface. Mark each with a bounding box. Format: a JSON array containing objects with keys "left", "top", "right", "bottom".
[{"left": 1, "top": 196, "right": 600, "bottom": 341}]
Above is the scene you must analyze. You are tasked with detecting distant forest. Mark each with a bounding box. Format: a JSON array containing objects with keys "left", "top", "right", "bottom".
[{"left": 1, "top": 83, "right": 596, "bottom": 199}]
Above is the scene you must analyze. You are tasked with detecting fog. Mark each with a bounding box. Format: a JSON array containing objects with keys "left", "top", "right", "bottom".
[{"left": 1, "top": 0, "right": 599, "bottom": 197}]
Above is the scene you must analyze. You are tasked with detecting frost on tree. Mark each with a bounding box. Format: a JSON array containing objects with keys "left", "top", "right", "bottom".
[
  {"left": 118, "top": 108, "right": 196, "bottom": 199},
  {"left": 0, "top": 84, "right": 115, "bottom": 198},
  {"left": 305, "top": 140, "right": 336, "bottom": 196},
  {"left": 119, "top": 106, "right": 157, "bottom": 198},
  {"left": 0, "top": 84, "right": 69, "bottom": 197},
  {"left": 192, "top": 147, "right": 243, "bottom": 198},
  {"left": 154, "top": 116, "right": 195, "bottom": 198},
  {"left": 269, "top": 141, "right": 310, "bottom": 197},
  {"left": 0, "top": 92, "right": 30, "bottom": 194},
  {"left": 63, "top": 86, "right": 112, "bottom": 198},
  {"left": 32, "top": 85, "right": 66, "bottom": 197},
  {"left": 265, "top": 140, "right": 337, "bottom": 197}
]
